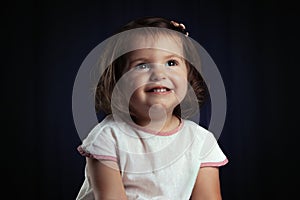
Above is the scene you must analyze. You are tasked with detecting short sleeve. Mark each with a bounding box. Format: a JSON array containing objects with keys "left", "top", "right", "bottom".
[
  {"left": 199, "top": 130, "right": 228, "bottom": 167},
  {"left": 77, "top": 120, "right": 118, "bottom": 162}
]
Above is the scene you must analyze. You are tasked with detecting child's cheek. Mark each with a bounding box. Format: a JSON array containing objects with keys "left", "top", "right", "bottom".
[
  {"left": 128, "top": 73, "right": 148, "bottom": 88},
  {"left": 171, "top": 73, "right": 188, "bottom": 101},
  {"left": 119, "top": 72, "right": 149, "bottom": 98}
]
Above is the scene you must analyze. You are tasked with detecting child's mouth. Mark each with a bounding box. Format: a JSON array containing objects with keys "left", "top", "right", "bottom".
[{"left": 146, "top": 87, "right": 172, "bottom": 94}]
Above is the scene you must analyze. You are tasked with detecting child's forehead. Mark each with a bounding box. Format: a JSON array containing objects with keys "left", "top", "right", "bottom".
[
  {"left": 127, "top": 33, "right": 184, "bottom": 57},
  {"left": 126, "top": 48, "right": 184, "bottom": 60}
]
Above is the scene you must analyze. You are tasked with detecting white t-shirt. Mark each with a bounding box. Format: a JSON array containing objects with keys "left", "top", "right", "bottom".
[{"left": 76, "top": 115, "right": 228, "bottom": 200}]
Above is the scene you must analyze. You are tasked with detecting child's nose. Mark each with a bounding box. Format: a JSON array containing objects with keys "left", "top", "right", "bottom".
[{"left": 149, "top": 64, "right": 167, "bottom": 81}]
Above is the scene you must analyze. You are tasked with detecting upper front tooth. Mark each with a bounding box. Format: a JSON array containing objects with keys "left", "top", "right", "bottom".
[{"left": 154, "top": 88, "right": 166, "bottom": 92}]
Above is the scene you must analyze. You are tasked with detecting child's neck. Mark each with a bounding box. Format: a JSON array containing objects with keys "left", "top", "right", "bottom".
[{"left": 132, "top": 112, "right": 180, "bottom": 133}]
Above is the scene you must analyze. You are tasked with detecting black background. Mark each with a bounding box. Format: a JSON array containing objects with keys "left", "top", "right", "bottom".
[{"left": 4, "top": 0, "right": 298, "bottom": 199}]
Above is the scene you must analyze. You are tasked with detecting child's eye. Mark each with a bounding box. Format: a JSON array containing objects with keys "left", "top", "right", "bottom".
[
  {"left": 165, "top": 60, "right": 178, "bottom": 67},
  {"left": 135, "top": 63, "right": 150, "bottom": 70}
]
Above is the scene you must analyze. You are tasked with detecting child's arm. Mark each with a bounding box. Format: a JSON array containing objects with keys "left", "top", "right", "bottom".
[
  {"left": 87, "top": 158, "right": 128, "bottom": 200},
  {"left": 190, "top": 167, "right": 222, "bottom": 200}
]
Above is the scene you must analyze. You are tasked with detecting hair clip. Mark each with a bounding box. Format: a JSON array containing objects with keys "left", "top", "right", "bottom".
[{"left": 170, "top": 20, "right": 189, "bottom": 37}]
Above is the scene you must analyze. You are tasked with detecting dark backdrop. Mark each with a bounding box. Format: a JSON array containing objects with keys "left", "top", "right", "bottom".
[{"left": 4, "top": 0, "right": 297, "bottom": 199}]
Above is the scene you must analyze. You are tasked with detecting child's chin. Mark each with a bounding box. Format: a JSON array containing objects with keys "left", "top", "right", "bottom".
[{"left": 148, "top": 103, "right": 175, "bottom": 117}]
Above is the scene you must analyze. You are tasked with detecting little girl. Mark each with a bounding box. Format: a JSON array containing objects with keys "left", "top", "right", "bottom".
[{"left": 76, "top": 17, "right": 228, "bottom": 200}]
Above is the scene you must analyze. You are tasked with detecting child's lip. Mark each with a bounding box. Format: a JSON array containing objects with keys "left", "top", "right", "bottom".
[{"left": 145, "top": 85, "right": 172, "bottom": 92}]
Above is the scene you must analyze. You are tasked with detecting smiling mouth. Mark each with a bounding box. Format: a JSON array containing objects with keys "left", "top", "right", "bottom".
[{"left": 146, "top": 87, "right": 172, "bottom": 94}]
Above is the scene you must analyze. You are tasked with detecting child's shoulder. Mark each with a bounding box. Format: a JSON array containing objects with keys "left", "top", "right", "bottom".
[
  {"left": 93, "top": 114, "right": 128, "bottom": 133},
  {"left": 182, "top": 119, "right": 209, "bottom": 132},
  {"left": 181, "top": 118, "right": 213, "bottom": 139},
  {"left": 82, "top": 114, "right": 120, "bottom": 141}
]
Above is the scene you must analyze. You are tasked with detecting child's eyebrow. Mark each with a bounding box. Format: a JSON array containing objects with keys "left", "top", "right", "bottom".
[
  {"left": 128, "top": 54, "right": 184, "bottom": 66},
  {"left": 163, "top": 54, "right": 184, "bottom": 60},
  {"left": 128, "top": 58, "right": 149, "bottom": 66}
]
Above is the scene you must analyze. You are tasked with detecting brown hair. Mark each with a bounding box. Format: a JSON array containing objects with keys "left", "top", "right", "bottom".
[{"left": 95, "top": 16, "right": 207, "bottom": 119}]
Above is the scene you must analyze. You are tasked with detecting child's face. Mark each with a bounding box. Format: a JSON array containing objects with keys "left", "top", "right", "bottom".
[{"left": 121, "top": 35, "right": 188, "bottom": 119}]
